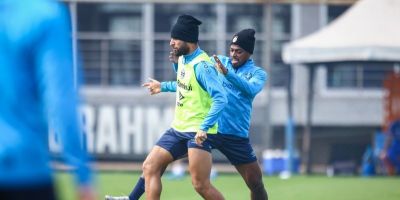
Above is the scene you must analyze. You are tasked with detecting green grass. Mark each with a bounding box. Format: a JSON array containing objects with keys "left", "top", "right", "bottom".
[{"left": 56, "top": 172, "right": 400, "bottom": 200}]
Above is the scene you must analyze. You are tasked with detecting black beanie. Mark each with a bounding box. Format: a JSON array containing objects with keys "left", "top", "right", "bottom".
[
  {"left": 231, "top": 29, "right": 256, "bottom": 54},
  {"left": 171, "top": 14, "right": 202, "bottom": 43}
]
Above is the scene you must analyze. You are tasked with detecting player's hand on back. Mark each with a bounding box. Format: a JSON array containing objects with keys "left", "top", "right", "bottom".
[
  {"left": 142, "top": 78, "right": 161, "bottom": 95},
  {"left": 213, "top": 55, "right": 228, "bottom": 75},
  {"left": 195, "top": 130, "right": 207, "bottom": 146}
]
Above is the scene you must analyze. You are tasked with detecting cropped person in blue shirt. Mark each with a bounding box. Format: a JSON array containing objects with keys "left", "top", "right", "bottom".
[
  {"left": 106, "top": 29, "right": 268, "bottom": 200},
  {"left": 0, "top": 0, "right": 96, "bottom": 200}
]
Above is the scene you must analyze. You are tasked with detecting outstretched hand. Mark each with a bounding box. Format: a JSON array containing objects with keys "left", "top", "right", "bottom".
[
  {"left": 213, "top": 55, "right": 228, "bottom": 75},
  {"left": 142, "top": 78, "right": 161, "bottom": 95}
]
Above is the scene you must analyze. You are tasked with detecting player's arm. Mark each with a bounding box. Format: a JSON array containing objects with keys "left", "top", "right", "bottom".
[
  {"left": 36, "top": 2, "right": 94, "bottom": 194},
  {"left": 142, "top": 78, "right": 176, "bottom": 94},
  {"left": 214, "top": 55, "right": 267, "bottom": 97},
  {"left": 142, "top": 51, "right": 178, "bottom": 94},
  {"left": 195, "top": 62, "right": 227, "bottom": 132}
]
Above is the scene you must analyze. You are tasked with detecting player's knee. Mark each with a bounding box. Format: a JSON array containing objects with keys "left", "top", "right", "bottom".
[
  {"left": 247, "top": 177, "right": 268, "bottom": 200},
  {"left": 247, "top": 176, "right": 264, "bottom": 192},
  {"left": 142, "top": 160, "right": 159, "bottom": 176},
  {"left": 191, "top": 179, "right": 210, "bottom": 194}
]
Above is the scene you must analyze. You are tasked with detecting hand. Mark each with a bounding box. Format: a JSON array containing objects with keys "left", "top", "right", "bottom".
[
  {"left": 78, "top": 186, "right": 97, "bottom": 200},
  {"left": 169, "top": 51, "right": 178, "bottom": 64},
  {"left": 195, "top": 130, "right": 207, "bottom": 145},
  {"left": 142, "top": 78, "right": 161, "bottom": 95},
  {"left": 213, "top": 55, "right": 228, "bottom": 75}
]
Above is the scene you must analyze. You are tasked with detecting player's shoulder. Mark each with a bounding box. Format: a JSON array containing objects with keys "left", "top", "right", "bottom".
[
  {"left": 246, "top": 61, "right": 266, "bottom": 75},
  {"left": 196, "top": 61, "right": 218, "bottom": 75},
  {"left": 254, "top": 65, "right": 267, "bottom": 75},
  {"left": 244, "top": 62, "right": 267, "bottom": 81}
]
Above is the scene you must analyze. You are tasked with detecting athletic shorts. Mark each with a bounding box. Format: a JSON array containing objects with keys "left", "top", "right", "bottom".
[
  {"left": 0, "top": 182, "right": 56, "bottom": 200},
  {"left": 156, "top": 128, "right": 213, "bottom": 160},
  {"left": 388, "top": 143, "right": 400, "bottom": 168},
  {"left": 208, "top": 133, "right": 257, "bottom": 165}
]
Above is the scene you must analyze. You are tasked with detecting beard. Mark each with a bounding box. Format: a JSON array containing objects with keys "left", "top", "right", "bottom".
[{"left": 175, "top": 43, "right": 190, "bottom": 57}]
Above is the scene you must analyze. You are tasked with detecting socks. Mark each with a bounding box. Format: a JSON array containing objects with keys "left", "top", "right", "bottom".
[{"left": 129, "top": 177, "right": 145, "bottom": 200}]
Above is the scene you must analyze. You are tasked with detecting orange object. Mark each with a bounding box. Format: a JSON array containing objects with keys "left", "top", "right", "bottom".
[{"left": 383, "top": 71, "right": 400, "bottom": 132}]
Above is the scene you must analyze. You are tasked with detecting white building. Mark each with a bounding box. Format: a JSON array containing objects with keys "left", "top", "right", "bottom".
[{"left": 60, "top": 0, "right": 394, "bottom": 173}]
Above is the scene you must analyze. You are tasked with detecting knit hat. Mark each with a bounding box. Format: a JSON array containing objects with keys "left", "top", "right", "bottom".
[
  {"left": 231, "top": 29, "right": 256, "bottom": 54},
  {"left": 171, "top": 14, "right": 202, "bottom": 43}
]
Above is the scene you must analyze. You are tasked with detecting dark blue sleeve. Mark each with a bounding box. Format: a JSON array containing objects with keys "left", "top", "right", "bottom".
[
  {"left": 194, "top": 62, "right": 227, "bottom": 132},
  {"left": 35, "top": 4, "right": 92, "bottom": 186}
]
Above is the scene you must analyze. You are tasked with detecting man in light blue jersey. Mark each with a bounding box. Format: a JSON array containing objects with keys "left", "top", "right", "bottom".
[
  {"left": 0, "top": 0, "right": 96, "bottom": 199},
  {"left": 106, "top": 29, "right": 268, "bottom": 200}
]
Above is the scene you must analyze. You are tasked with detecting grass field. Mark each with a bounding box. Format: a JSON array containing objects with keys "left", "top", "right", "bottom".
[{"left": 56, "top": 172, "right": 400, "bottom": 200}]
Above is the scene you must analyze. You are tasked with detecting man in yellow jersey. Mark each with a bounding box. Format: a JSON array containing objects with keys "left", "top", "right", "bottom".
[
  {"left": 106, "top": 29, "right": 268, "bottom": 200},
  {"left": 141, "top": 15, "right": 227, "bottom": 200}
]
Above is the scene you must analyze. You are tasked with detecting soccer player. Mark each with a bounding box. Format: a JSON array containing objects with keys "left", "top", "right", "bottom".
[
  {"left": 106, "top": 29, "right": 268, "bottom": 200},
  {"left": 0, "top": 0, "right": 96, "bottom": 200},
  {"left": 140, "top": 15, "right": 226, "bottom": 200}
]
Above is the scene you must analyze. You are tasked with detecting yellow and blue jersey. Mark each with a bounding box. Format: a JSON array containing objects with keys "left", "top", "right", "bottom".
[
  {"left": 166, "top": 47, "right": 227, "bottom": 132},
  {"left": 161, "top": 55, "right": 267, "bottom": 138}
]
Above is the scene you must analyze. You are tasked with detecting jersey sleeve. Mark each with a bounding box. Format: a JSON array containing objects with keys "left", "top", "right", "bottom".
[
  {"left": 194, "top": 61, "right": 227, "bottom": 132},
  {"left": 161, "top": 81, "right": 177, "bottom": 92},
  {"left": 225, "top": 68, "right": 267, "bottom": 97}
]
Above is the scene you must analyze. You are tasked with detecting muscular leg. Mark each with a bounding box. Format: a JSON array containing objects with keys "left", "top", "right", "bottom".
[
  {"left": 129, "top": 166, "right": 168, "bottom": 200},
  {"left": 188, "top": 148, "right": 224, "bottom": 200},
  {"left": 142, "top": 146, "right": 174, "bottom": 200},
  {"left": 235, "top": 162, "right": 268, "bottom": 200}
]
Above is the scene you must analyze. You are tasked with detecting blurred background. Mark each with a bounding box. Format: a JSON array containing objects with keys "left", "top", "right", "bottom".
[{"left": 54, "top": 0, "right": 400, "bottom": 177}]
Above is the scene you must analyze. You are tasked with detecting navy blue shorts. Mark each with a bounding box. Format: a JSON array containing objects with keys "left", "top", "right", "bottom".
[
  {"left": 208, "top": 133, "right": 257, "bottom": 165},
  {"left": 156, "top": 128, "right": 213, "bottom": 160},
  {"left": 388, "top": 143, "right": 400, "bottom": 168},
  {"left": 0, "top": 182, "right": 56, "bottom": 200}
]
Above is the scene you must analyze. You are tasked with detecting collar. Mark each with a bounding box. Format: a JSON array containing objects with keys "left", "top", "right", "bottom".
[
  {"left": 230, "top": 59, "right": 254, "bottom": 72},
  {"left": 182, "top": 47, "right": 202, "bottom": 64}
]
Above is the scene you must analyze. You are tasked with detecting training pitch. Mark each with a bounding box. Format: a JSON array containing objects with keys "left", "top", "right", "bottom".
[{"left": 56, "top": 171, "right": 400, "bottom": 200}]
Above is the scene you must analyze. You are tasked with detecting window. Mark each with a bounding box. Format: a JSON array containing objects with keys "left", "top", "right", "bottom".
[
  {"left": 78, "top": 3, "right": 142, "bottom": 33},
  {"left": 328, "top": 5, "right": 349, "bottom": 23},
  {"left": 226, "top": 4, "right": 263, "bottom": 33},
  {"left": 77, "top": 3, "right": 142, "bottom": 86},
  {"left": 273, "top": 4, "right": 291, "bottom": 37},
  {"left": 327, "top": 62, "right": 394, "bottom": 89},
  {"left": 271, "top": 40, "right": 290, "bottom": 87},
  {"left": 271, "top": 4, "right": 291, "bottom": 88},
  {"left": 73, "top": 2, "right": 292, "bottom": 88},
  {"left": 154, "top": 40, "right": 176, "bottom": 82}
]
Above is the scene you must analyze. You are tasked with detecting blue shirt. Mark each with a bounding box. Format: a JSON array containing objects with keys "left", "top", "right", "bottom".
[
  {"left": 161, "top": 55, "right": 267, "bottom": 138},
  {"left": 0, "top": 0, "right": 92, "bottom": 187},
  {"left": 163, "top": 47, "right": 227, "bottom": 132}
]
